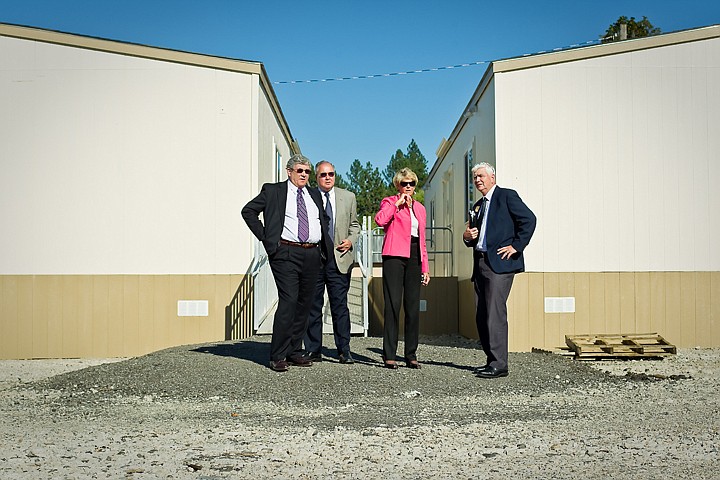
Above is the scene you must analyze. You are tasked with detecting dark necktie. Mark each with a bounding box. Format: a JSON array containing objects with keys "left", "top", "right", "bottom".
[
  {"left": 477, "top": 197, "right": 488, "bottom": 229},
  {"left": 324, "top": 191, "right": 334, "bottom": 238},
  {"left": 297, "top": 187, "right": 309, "bottom": 242}
]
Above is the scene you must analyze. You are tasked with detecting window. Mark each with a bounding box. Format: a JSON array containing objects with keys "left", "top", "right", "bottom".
[
  {"left": 428, "top": 200, "right": 435, "bottom": 247},
  {"left": 464, "top": 146, "right": 474, "bottom": 215},
  {"left": 442, "top": 167, "right": 453, "bottom": 229},
  {"left": 275, "top": 147, "right": 283, "bottom": 182}
]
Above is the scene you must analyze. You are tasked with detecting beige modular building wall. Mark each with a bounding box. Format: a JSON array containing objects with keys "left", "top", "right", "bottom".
[
  {"left": 0, "top": 24, "right": 295, "bottom": 359},
  {"left": 426, "top": 26, "right": 720, "bottom": 350}
]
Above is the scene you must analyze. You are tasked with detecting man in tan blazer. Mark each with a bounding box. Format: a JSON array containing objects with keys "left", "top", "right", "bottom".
[{"left": 304, "top": 161, "right": 361, "bottom": 363}]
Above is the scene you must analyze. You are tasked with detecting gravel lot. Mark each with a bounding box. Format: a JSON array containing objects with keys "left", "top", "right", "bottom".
[{"left": 1, "top": 335, "right": 718, "bottom": 479}]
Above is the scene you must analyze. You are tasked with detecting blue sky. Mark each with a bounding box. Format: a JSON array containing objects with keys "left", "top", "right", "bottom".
[{"left": 2, "top": 1, "right": 719, "bottom": 176}]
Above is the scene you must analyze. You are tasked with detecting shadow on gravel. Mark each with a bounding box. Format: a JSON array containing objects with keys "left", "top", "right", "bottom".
[
  {"left": 191, "top": 341, "right": 382, "bottom": 367},
  {"left": 192, "top": 341, "right": 268, "bottom": 368}
]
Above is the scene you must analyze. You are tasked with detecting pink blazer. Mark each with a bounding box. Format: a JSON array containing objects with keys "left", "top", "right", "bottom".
[{"left": 375, "top": 195, "right": 430, "bottom": 273}]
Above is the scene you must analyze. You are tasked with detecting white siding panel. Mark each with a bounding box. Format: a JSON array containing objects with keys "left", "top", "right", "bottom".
[
  {"left": 709, "top": 65, "right": 720, "bottom": 271},
  {"left": 497, "top": 71, "right": 545, "bottom": 272},
  {"left": 543, "top": 66, "right": 573, "bottom": 271},
  {"left": 599, "top": 65, "right": 623, "bottom": 271},
  {"left": 658, "top": 65, "right": 681, "bottom": 270},
  {"left": 637, "top": 63, "right": 664, "bottom": 271},
  {"left": 690, "top": 66, "right": 711, "bottom": 272},
  {"left": 584, "top": 66, "right": 607, "bottom": 272},
  {"left": 616, "top": 61, "right": 636, "bottom": 271},
  {"left": 673, "top": 66, "right": 695, "bottom": 271},
  {"left": 257, "top": 84, "right": 292, "bottom": 186},
  {"left": 567, "top": 66, "right": 591, "bottom": 273}
]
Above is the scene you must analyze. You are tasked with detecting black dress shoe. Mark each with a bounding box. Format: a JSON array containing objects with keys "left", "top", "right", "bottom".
[
  {"left": 269, "top": 360, "right": 289, "bottom": 372},
  {"left": 476, "top": 366, "right": 509, "bottom": 378},
  {"left": 287, "top": 354, "right": 313, "bottom": 367},
  {"left": 305, "top": 351, "right": 322, "bottom": 362},
  {"left": 339, "top": 352, "right": 354, "bottom": 364},
  {"left": 474, "top": 364, "right": 491, "bottom": 373}
]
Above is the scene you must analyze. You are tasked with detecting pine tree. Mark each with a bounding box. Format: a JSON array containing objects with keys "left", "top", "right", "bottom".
[
  {"left": 601, "top": 16, "right": 660, "bottom": 43},
  {"left": 383, "top": 139, "right": 428, "bottom": 189},
  {"left": 345, "top": 159, "right": 390, "bottom": 221}
]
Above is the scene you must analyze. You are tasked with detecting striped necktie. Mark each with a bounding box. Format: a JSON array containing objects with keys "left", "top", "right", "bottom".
[{"left": 297, "top": 187, "right": 309, "bottom": 242}]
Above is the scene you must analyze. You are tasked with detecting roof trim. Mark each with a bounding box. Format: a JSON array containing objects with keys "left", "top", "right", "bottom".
[
  {"left": 428, "top": 24, "right": 720, "bottom": 184},
  {"left": 0, "top": 22, "right": 297, "bottom": 152},
  {"left": 494, "top": 24, "right": 720, "bottom": 74}
]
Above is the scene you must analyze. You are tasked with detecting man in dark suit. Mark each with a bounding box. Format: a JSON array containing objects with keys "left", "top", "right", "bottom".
[
  {"left": 242, "top": 154, "right": 334, "bottom": 372},
  {"left": 304, "top": 161, "right": 361, "bottom": 364},
  {"left": 463, "top": 162, "right": 536, "bottom": 378}
]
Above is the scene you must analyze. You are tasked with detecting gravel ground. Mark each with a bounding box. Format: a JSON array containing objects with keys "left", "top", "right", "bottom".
[{"left": 0, "top": 335, "right": 718, "bottom": 479}]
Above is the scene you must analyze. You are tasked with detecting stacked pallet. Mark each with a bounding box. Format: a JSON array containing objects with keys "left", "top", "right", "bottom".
[{"left": 561, "top": 333, "right": 676, "bottom": 359}]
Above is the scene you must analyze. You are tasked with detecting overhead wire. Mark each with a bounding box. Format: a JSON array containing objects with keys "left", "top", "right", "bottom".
[{"left": 273, "top": 38, "right": 601, "bottom": 85}]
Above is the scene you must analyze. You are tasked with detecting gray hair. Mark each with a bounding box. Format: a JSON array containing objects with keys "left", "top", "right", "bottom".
[
  {"left": 471, "top": 162, "right": 496, "bottom": 176},
  {"left": 286, "top": 154, "right": 311, "bottom": 170},
  {"left": 315, "top": 160, "right": 335, "bottom": 171}
]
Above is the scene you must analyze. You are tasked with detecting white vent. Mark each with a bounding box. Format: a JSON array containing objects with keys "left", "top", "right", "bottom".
[
  {"left": 419, "top": 300, "right": 427, "bottom": 312},
  {"left": 544, "top": 297, "right": 575, "bottom": 313},
  {"left": 177, "top": 300, "right": 209, "bottom": 317}
]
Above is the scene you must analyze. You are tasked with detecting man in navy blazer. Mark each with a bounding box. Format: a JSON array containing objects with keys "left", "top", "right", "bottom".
[
  {"left": 242, "top": 154, "right": 334, "bottom": 372},
  {"left": 463, "top": 162, "right": 536, "bottom": 378}
]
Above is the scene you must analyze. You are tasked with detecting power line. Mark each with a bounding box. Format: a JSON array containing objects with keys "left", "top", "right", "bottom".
[{"left": 273, "top": 38, "right": 600, "bottom": 85}]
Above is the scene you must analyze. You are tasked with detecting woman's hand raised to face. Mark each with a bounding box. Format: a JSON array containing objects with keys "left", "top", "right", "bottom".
[{"left": 395, "top": 193, "right": 413, "bottom": 208}]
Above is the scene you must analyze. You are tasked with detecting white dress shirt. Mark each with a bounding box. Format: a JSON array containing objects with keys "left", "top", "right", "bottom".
[{"left": 282, "top": 180, "right": 322, "bottom": 243}]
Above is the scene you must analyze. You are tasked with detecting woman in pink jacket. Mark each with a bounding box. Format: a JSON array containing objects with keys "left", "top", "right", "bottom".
[{"left": 374, "top": 168, "right": 431, "bottom": 369}]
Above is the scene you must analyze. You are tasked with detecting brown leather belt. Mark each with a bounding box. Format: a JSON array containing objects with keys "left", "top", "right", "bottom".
[{"left": 279, "top": 239, "right": 319, "bottom": 249}]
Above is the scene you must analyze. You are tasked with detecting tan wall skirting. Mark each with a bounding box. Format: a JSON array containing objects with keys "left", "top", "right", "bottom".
[
  {"left": 4, "top": 271, "right": 717, "bottom": 359},
  {"left": 459, "top": 272, "right": 720, "bottom": 351},
  {"left": 368, "top": 277, "right": 459, "bottom": 337},
  {"left": 0, "top": 275, "right": 244, "bottom": 360}
]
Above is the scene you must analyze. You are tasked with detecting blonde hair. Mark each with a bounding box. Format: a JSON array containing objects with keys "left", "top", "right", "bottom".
[{"left": 392, "top": 168, "right": 419, "bottom": 189}]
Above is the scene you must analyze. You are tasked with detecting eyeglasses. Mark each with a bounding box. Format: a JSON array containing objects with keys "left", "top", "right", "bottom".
[
  {"left": 318, "top": 171, "right": 335, "bottom": 178},
  {"left": 400, "top": 181, "right": 416, "bottom": 187},
  {"left": 293, "top": 168, "right": 311, "bottom": 175}
]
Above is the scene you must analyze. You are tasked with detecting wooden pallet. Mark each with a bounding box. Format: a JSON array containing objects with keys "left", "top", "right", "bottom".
[{"left": 564, "top": 333, "right": 676, "bottom": 359}]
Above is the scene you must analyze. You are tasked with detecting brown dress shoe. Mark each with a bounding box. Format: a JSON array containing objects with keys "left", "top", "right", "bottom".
[
  {"left": 287, "top": 354, "right": 313, "bottom": 367},
  {"left": 269, "top": 360, "right": 289, "bottom": 372}
]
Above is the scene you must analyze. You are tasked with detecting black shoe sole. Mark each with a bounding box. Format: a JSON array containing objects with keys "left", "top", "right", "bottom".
[{"left": 476, "top": 371, "right": 509, "bottom": 378}]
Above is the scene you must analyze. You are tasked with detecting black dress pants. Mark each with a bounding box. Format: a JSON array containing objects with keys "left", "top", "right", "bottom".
[
  {"left": 473, "top": 254, "right": 515, "bottom": 370},
  {"left": 304, "top": 254, "right": 352, "bottom": 355},
  {"left": 382, "top": 238, "right": 421, "bottom": 362},
  {"left": 269, "top": 243, "right": 322, "bottom": 361}
]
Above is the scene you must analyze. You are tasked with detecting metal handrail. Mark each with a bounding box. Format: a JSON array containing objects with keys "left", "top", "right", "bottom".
[
  {"left": 370, "top": 226, "right": 454, "bottom": 277},
  {"left": 248, "top": 252, "right": 269, "bottom": 277}
]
